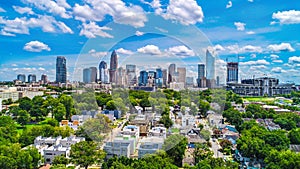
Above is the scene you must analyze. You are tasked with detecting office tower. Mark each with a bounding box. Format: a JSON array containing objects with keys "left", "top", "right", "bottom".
[
  {"left": 168, "top": 63, "right": 176, "bottom": 83},
  {"left": 116, "top": 67, "right": 126, "bottom": 86},
  {"left": 206, "top": 48, "right": 216, "bottom": 80},
  {"left": 17, "top": 74, "right": 26, "bottom": 82},
  {"left": 227, "top": 62, "right": 239, "bottom": 83},
  {"left": 126, "top": 64, "right": 137, "bottom": 86},
  {"left": 156, "top": 68, "right": 163, "bottom": 88},
  {"left": 56, "top": 56, "right": 67, "bottom": 83},
  {"left": 186, "top": 77, "right": 194, "bottom": 87},
  {"left": 99, "top": 61, "right": 109, "bottom": 83},
  {"left": 197, "top": 64, "right": 205, "bottom": 87},
  {"left": 109, "top": 50, "right": 118, "bottom": 83},
  {"left": 148, "top": 71, "right": 156, "bottom": 87},
  {"left": 83, "top": 67, "right": 97, "bottom": 83},
  {"left": 162, "top": 69, "right": 167, "bottom": 87},
  {"left": 41, "top": 74, "right": 48, "bottom": 84},
  {"left": 216, "top": 76, "right": 220, "bottom": 86},
  {"left": 139, "top": 71, "right": 148, "bottom": 86},
  {"left": 28, "top": 74, "right": 36, "bottom": 83},
  {"left": 177, "top": 67, "right": 186, "bottom": 84}
]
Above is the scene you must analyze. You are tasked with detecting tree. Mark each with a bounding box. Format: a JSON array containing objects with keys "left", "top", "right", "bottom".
[
  {"left": 198, "top": 100, "right": 210, "bottom": 117},
  {"left": 159, "top": 115, "right": 173, "bottom": 129},
  {"left": 17, "top": 110, "right": 30, "bottom": 126},
  {"left": 53, "top": 103, "right": 67, "bottom": 122},
  {"left": 0, "top": 116, "right": 18, "bottom": 143},
  {"left": 200, "top": 129, "right": 211, "bottom": 141},
  {"left": 106, "top": 100, "right": 116, "bottom": 110},
  {"left": 193, "top": 143, "right": 213, "bottom": 164},
  {"left": 59, "top": 95, "right": 75, "bottom": 120},
  {"left": 52, "top": 155, "right": 69, "bottom": 165},
  {"left": 140, "top": 98, "right": 151, "bottom": 112},
  {"left": 219, "top": 139, "right": 232, "bottom": 150},
  {"left": 19, "top": 97, "right": 33, "bottom": 112},
  {"left": 70, "top": 141, "right": 105, "bottom": 169},
  {"left": 265, "top": 149, "right": 300, "bottom": 169},
  {"left": 163, "top": 134, "right": 188, "bottom": 167},
  {"left": 289, "top": 129, "right": 300, "bottom": 144}
]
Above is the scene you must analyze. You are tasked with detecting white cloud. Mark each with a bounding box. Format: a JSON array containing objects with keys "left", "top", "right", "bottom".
[
  {"left": 246, "top": 31, "right": 255, "bottom": 35},
  {"left": 116, "top": 48, "right": 134, "bottom": 55},
  {"left": 288, "top": 56, "right": 300, "bottom": 64},
  {"left": 79, "top": 22, "right": 113, "bottom": 38},
  {"left": 248, "top": 0, "right": 254, "bottom": 2},
  {"left": 213, "top": 44, "right": 225, "bottom": 51},
  {"left": 88, "top": 49, "right": 107, "bottom": 58},
  {"left": 38, "top": 67, "right": 46, "bottom": 71},
  {"left": 135, "top": 31, "right": 144, "bottom": 36},
  {"left": 21, "top": 0, "right": 71, "bottom": 18},
  {"left": 273, "top": 60, "right": 283, "bottom": 63},
  {"left": 23, "top": 41, "right": 51, "bottom": 52},
  {"left": 267, "top": 43, "right": 295, "bottom": 52},
  {"left": 226, "top": 1, "right": 232, "bottom": 8},
  {"left": 0, "top": 7, "right": 6, "bottom": 12},
  {"left": 271, "top": 67, "right": 286, "bottom": 73},
  {"left": 272, "top": 10, "right": 300, "bottom": 24},
  {"left": 249, "top": 65, "right": 267, "bottom": 71},
  {"left": 234, "top": 22, "right": 246, "bottom": 31},
  {"left": 226, "top": 45, "right": 263, "bottom": 54},
  {"left": 13, "top": 6, "right": 34, "bottom": 15},
  {"left": 0, "top": 15, "right": 73, "bottom": 36},
  {"left": 11, "top": 64, "right": 18, "bottom": 67},
  {"left": 163, "top": 0, "right": 204, "bottom": 25},
  {"left": 137, "top": 45, "right": 162, "bottom": 55},
  {"left": 240, "top": 59, "right": 270, "bottom": 66},
  {"left": 270, "top": 54, "right": 279, "bottom": 60},
  {"left": 73, "top": 0, "right": 147, "bottom": 28},
  {"left": 165, "top": 45, "right": 195, "bottom": 57},
  {"left": 0, "top": 30, "right": 15, "bottom": 36},
  {"left": 250, "top": 53, "right": 256, "bottom": 58},
  {"left": 141, "top": 0, "right": 163, "bottom": 15}
]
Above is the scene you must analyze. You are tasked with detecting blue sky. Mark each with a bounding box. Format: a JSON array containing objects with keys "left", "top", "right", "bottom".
[{"left": 0, "top": 0, "right": 300, "bottom": 83}]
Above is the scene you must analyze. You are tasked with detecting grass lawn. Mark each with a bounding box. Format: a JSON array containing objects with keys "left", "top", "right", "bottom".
[
  {"left": 243, "top": 97, "right": 275, "bottom": 102},
  {"left": 16, "top": 118, "right": 53, "bottom": 134},
  {"left": 171, "top": 128, "right": 179, "bottom": 133}
]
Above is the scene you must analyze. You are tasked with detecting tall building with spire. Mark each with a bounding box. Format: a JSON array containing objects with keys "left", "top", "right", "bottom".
[
  {"left": 56, "top": 56, "right": 67, "bottom": 83},
  {"left": 99, "top": 61, "right": 109, "bottom": 83},
  {"left": 109, "top": 50, "right": 118, "bottom": 83}
]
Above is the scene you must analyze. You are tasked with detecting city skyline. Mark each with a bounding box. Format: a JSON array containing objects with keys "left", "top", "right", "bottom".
[{"left": 0, "top": 1, "right": 300, "bottom": 83}]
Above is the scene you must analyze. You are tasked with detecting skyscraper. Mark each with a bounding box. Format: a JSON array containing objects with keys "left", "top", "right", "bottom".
[
  {"left": 156, "top": 68, "right": 163, "bottom": 88},
  {"left": 177, "top": 67, "right": 186, "bottom": 84},
  {"left": 126, "top": 64, "right": 137, "bottom": 86},
  {"left": 197, "top": 64, "right": 205, "bottom": 87},
  {"left": 99, "top": 61, "right": 109, "bottom": 83},
  {"left": 109, "top": 50, "right": 118, "bottom": 83},
  {"left": 162, "top": 69, "right": 168, "bottom": 87},
  {"left": 28, "top": 74, "right": 36, "bottom": 83},
  {"left": 148, "top": 71, "right": 156, "bottom": 87},
  {"left": 17, "top": 74, "right": 26, "bottom": 82},
  {"left": 83, "top": 67, "right": 97, "bottom": 83},
  {"left": 206, "top": 48, "right": 216, "bottom": 80},
  {"left": 116, "top": 67, "right": 126, "bottom": 86},
  {"left": 41, "top": 74, "right": 48, "bottom": 84},
  {"left": 227, "top": 62, "right": 239, "bottom": 83},
  {"left": 139, "top": 71, "right": 148, "bottom": 86},
  {"left": 56, "top": 56, "right": 67, "bottom": 83},
  {"left": 168, "top": 63, "right": 176, "bottom": 83}
]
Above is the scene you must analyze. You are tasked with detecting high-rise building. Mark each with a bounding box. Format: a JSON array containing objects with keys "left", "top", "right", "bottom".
[
  {"left": 148, "top": 71, "right": 156, "bottom": 87},
  {"left": 139, "top": 71, "right": 148, "bottom": 86},
  {"left": 116, "top": 67, "right": 126, "bottom": 86},
  {"left": 197, "top": 64, "right": 205, "bottom": 87},
  {"left": 168, "top": 64, "right": 176, "bottom": 83},
  {"left": 17, "top": 74, "right": 26, "bottom": 82},
  {"left": 156, "top": 68, "right": 163, "bottom": 88},
  {"left": 206, "top": 49, "right": 216, "bottom": 81},
  {"left": 83, "top": 67, "right": 97, "bottom": 83},
  {"left": 186, "top": 77, "right": 194, "bottom": 87},
  {"left": 28, "top": 74, "right": 36, "bottom": 83},
  {"left": 56, "top": 56, "right": 67, "bottom": 83},
  {"left": 227, "top": 62, "right": 238, "bottom": 83},
  {"left": 99, "top": 61, "right": 109, "bottom": 83},
  {"left": 177, "top": 67, "right": 186, "bottom": 84},
  {"left": 41, "top": 74, "right": 48, "bottom": 84},
  {"left": 109, "top": 50, "right": 118, "bottom": 83},
  {"left": 162, "top": 69, "right": 168, "bottom": 87},
  {"left": 126, "top": 64, "right": 137, "bottom": 86},
  {"left": 216, "top": 76, "right": 220, "bottom": 86}
]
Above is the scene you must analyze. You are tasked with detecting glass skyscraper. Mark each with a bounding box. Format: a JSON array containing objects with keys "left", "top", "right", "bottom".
[
  {"left": 56, "top": 56, "right": 67, "bottom": 83},
  {"left": 99, "top": 61, "right": 109, "bottom": 83}
]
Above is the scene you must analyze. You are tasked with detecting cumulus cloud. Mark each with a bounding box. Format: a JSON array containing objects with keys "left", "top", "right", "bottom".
[
  {"left": 88, "top": 49, "right": 107, "bottom": 58},
  {"left": 13, "top": 6, "right": 34, "bottom": 15},
  {"left": 226, "top": 45, "right": 263, "bottom": 54},
  {"left": 116, "top": 48, "right": 134, "bottom": 55},
  {"left": 0, "top": 7, "right": 6, "bottom": 12},
  {"left": 240, "top": 59, "right": 270, "bottom": 66},
  {"left": 23, "top": 41, "right": 51, "bottom": 52},
  {"left": 270, "top": 54, "right": 279, "bottom": 60},
  {"left": 288, "top": 56, "right": 300, "bottom": 64},
  {"left": 226, "top": 1, "right": 232, "bottom": 8},
  {"left": 246, "top": 31, "right": 255, "bottom": 35},
  {"left": 137, "top": 45, "right": 162, "bottom": 55},
  {"left": 79, "top": 22, "right": 113, "bottom": 38},
  {"left": 267, "top": 43, "right": 295, "bottom": 52},
  {"left": 272, "top": 10, "right": 300, "bottom": 24},
  {"left": 73, "top": 0, "right": 147, "bottom": 28},
  {"left": 165, "top": 45, "right": 195, "bottom": 57},
  {"left": 21, "top": 0, "right": 71, "bottom": 18},
  {"left": 0, "top": 15, "right": 73, "bottom": 36},
  {"left": 234, "top": 22, "right": 246, "bottom": 31},
  {"left": 163, "top": 0, "right": 204, "bottom": 25},
  {"left": 273, "top": 60, "right": 283, "bottom": 63},
  {"left": 135, "top": 31, "right": 144, "bottom": 36},
  {"left": 271, "top": 67, "right": 286, "bottom": 73},
  {"left": 213, "top": 44, "right": 225, "bottom": 51}
]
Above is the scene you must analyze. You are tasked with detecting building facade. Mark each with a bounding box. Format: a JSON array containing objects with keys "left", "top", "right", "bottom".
[
  {"left": 206, "top": 49, "right": 216, "bottom": 81},
  {"left": 227, "top": 62, "right": 239, "bottom": 83},
  {"left": 109, "top": 50, "right": 118, "bottom": 83},
  {"left": 28, "top": 74, "right": 36, "bottom": 83},
  {"left": 17, "top": 74, "right": 26, "bottom": 82},
  {"left": 99, "top": 61, "right": 109, "bottom": 83},
  {"left": 126, "top": 64, "right": 137, "bottom": 86},
  {"left": 56, "top": 56, "right": 67, "bottom": 83},
  {"left": 197, "top": 64, "right": 206, "bottom": 88}
]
